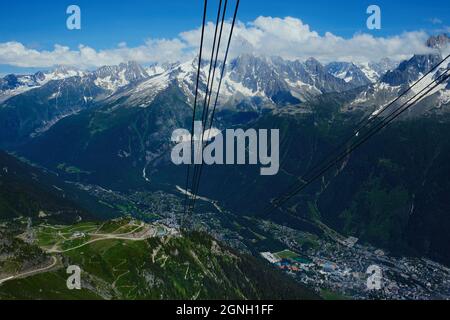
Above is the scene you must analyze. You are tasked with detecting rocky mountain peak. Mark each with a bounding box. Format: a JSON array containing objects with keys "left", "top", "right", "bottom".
[
  {"left": 426, "top": 34, "right": 450, "bottom": 49},
  {"left": 381, "top": 53, "right": 443, "bottom": 86},
  {"left": 304, "top": 57, "right": 323, "bottom": 73}
]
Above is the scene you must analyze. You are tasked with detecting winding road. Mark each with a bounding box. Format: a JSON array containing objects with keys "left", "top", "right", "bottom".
[{"left": 0, "top": 256, "right": 58, "bottom": 285}]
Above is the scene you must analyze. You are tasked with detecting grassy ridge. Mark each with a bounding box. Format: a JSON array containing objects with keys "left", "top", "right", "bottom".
[{"left": 0, "top": 219, "right": 319, "bottom": 300}]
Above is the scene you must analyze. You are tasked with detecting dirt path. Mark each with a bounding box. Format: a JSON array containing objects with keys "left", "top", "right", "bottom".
[
  {"left": 0, "top": 256, "right": 58, "bottom": 285},
  {"left": 45, "top": 227, "right": 153, "bottom": 254}
]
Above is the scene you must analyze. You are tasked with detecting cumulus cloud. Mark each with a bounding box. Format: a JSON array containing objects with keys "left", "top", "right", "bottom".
[
  {"left": 183, "top": 17, "right": 434, "bottom": 64},
  {"left": 0, "top": 39, "right": 189, "bottom": 69},
  {"left": 0, "top": 16, "right": 436, "bottom": 70}
]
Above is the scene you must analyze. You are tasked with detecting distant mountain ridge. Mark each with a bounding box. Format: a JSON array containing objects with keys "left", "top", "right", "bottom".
[
  {"left": 325, "top": 58, "right": 398, "bottom": 86},
  {"left": 0, "top": 54, "right": 393, "bottom": 148},
  {"left": 0, "top": 54, "right": 390, "bottom": 107},
  {"left": 0, "top": 35, "right": 448, "bottom": 150},
  {"left": 343, "top": 52, "right": 450, "bottom": 117}
]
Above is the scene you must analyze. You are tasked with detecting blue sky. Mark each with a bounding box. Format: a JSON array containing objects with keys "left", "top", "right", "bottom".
[{"left": 0, "top": 0, "right": 449, "bottom": 74}]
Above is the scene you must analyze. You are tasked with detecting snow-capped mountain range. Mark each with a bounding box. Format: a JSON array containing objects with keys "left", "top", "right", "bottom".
[
  {"left": 117, "top": 55, "right": 400, "bottom": 110},
  {"left": 344, "top": 53, "right": 450, "bottom": 117},
  {"left": 1, "top": 34, "right": 449, "bottom": 145},
  {"left": 0, "top": 54, "right": 397, "bottom": 107},
  {"left": 1, "top": 34, "right": 449, "bottom": 110},
  {"left": 325, "top": 58, "right": 398, "bottom": 85},
  {"left": 0, "top": 66, "right": 86, "bottom": 103}
]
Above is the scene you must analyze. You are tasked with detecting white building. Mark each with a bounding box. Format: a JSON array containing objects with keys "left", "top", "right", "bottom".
[{"left": 260, "top": 252, "right": 281, "bottom": 264}]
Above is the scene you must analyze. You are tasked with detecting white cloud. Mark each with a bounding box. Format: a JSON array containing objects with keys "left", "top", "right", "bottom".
[
  {"left": 0, "top": 39, "right": 190, "bottom": 69},
  {"left": 182, "top": 17, "right": 434, "bottom": 64},
  {"left": 0, "top": 16, "right": 436, "bottom": 70},
  {"left": 429, "top": 18, "right": 443, "bottom": 25}
]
